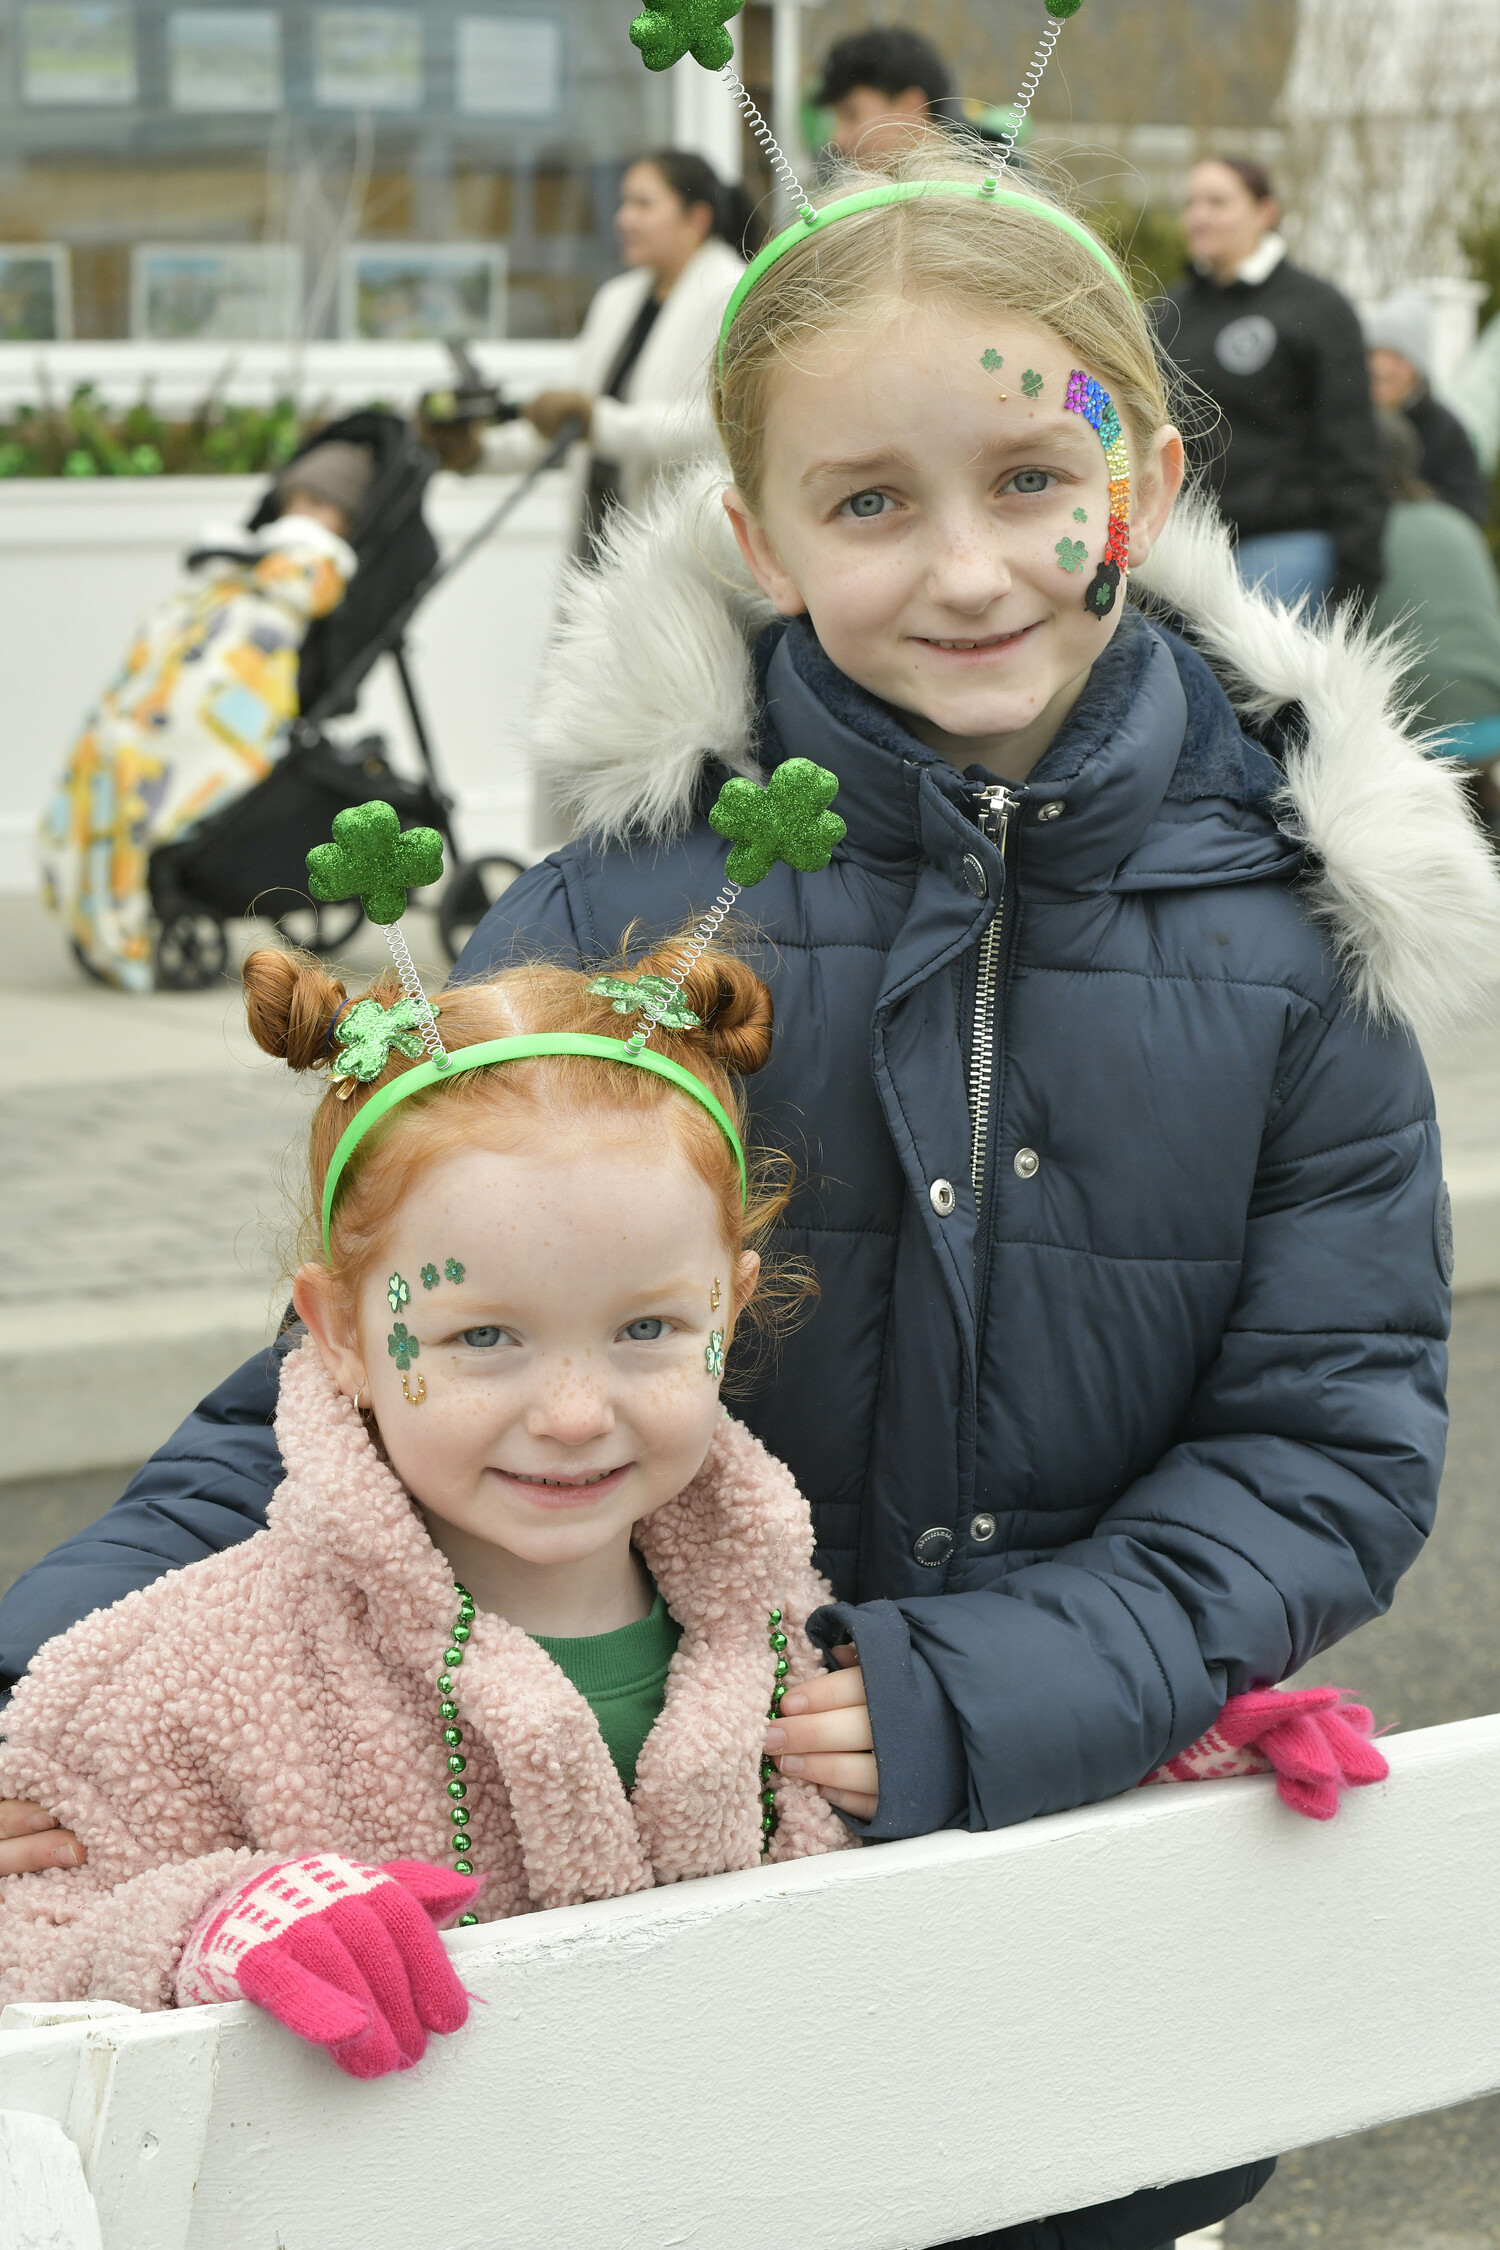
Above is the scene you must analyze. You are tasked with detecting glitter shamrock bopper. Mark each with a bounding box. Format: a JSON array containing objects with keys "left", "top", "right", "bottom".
[{"left": 595, "top": 758, "right": 846, "bottom": 1055}]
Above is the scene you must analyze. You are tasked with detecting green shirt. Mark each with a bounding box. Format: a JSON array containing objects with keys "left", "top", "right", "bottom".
[{"left": 531, "top": 1591, "right": 683, "bottom": 1792}]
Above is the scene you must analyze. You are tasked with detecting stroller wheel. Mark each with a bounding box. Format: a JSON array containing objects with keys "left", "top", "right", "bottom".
[
  {"left": 438, "top": 856, "right": 527, "bottom": 965},
  {"left": 155, "top": 912, "right": 229, "bottom": 991},
  {"left": 274, "top": 900, "right": 365, "bottom": 956}
]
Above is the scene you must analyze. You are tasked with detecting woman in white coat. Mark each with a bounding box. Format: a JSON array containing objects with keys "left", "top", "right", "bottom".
[{"left": 484, "top": 151, "right": 748, "bottom": 558}]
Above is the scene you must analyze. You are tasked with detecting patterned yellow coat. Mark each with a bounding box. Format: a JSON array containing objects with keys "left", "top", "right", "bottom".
[{"left": 38, "top": 513, "right": 355, "bottom": 990}]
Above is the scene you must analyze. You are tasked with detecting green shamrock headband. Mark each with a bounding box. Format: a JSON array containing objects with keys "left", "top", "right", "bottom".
[
  {"left": 307, "top": 759, "right": 846, "bottom": 1256},
  {"left": 718, "top": 180, "right": 1131, "bottom": 370},
  {"left": 622, "top": 2, "right": 1100, "bottom": 368}
]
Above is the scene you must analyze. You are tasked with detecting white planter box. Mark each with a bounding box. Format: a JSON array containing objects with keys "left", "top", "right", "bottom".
[{"left": 0, "top": 463, "right": 574, "bottom": 893}]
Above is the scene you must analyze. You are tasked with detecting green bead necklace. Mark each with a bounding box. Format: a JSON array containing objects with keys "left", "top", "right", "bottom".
[
  {"left": 760, "top": 1606, "right": 789, "bottom": 1857},
  {"left": 438, "top": 1581, "right": 480, "bottom": 1926}
]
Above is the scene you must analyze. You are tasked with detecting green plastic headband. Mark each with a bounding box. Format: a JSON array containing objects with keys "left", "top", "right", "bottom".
[
  {"left": 321, "top": 1033, "right": 748, "bottom": 1259},
  {"left": 718, "top": 181, "right": 1133, "bottom": 368}
]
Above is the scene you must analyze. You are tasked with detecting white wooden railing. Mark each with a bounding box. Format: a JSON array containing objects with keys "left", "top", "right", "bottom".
[{"left": 3, "top": 1715, "right": 1498, "bottom": 2250}]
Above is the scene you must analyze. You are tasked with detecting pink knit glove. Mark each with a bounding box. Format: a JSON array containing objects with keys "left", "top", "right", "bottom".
[
  {"left": 1143, "top": 1686, "right": 1389, "bottom": 1820},
  {"left": 175, "top": 1853, "right": 479, "bottom": 2078}
]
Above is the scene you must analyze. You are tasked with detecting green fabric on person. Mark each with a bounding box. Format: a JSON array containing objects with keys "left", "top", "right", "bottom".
[
  {"left": 1371, "top": 498, "right": 1500, "bottom": 743},
  {"left": 531, "top": 1590, "right": 684, "bottom": 1790}
]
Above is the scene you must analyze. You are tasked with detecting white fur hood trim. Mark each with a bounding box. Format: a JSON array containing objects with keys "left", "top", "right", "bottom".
[{"left": 532, "top": 469, "right": 1500, "bottom": 1042}]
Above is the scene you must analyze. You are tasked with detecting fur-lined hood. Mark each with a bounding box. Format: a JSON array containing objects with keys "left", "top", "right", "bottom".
[{"left": 534, "top": 471, "right": 1500, "bottom": 1043}]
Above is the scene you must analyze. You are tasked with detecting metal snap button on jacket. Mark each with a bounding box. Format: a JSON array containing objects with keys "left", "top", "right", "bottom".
[
  {"left": 1035, "top": 801, "right": 1065, "bottom": 823},
  {"left": 961, "top": 853, "right": 988, "bottom": 898},
  {"left": 1014, "top": 1147, "right": 1040, "bottom": 1179},
  {"left": 929, "top": 1178, "right": 957, "bottom": 1215},
  {"left": 971, "top": 1514, "right": 997, "bottom": 1543},
  {"left": 913, "top": 1525, "right": 955, "bottom": 1568}
]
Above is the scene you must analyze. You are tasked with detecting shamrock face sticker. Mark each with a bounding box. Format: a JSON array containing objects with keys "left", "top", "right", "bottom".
[
  {"left": 306, "top": 799, "right": 445, "bottom": 926},
  {"left": 709, "top": 759, "right": 846, "bottom": 887},
  {"left": 630, "top": 0, "right": 742, "bottom": 70},
  {"left": 705, "top": 1328, "right": 726, "bottom": 1379},
  {"left": 332, "top": 996, "right": 435, "bottom": 1084},
  {"left": 980, "top": 348, "right": 1004, "bottom": 373},
  {"left": 421, "top": 1264, "right": 441, "bottom": 1289},
  {"left": 1055, "top": 537, "right": 1088, "bottom": 576},
  {"left": 588, "top": 972, "right": 702, "bottom": 1030},
  {"left": 1021, "top": 369, "right": 1045, "bottom": 399},
  {"left": 388, "top": 1272, "right": 410, "bottom": 1314},
  {"left": 444, "top": 1258, "right": 464, "bottom": 1283},
  {"left": 388, "top": 1321, "right": 418, "bottom": 1371}
]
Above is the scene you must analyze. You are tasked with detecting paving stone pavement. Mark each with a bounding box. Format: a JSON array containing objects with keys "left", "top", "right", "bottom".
[{"left": 4, "top": 1070, "right": 308, "bottom": 1305}]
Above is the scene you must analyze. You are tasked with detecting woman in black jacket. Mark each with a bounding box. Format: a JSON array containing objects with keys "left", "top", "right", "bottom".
[{"left": 1155, "top": 157, "right": 1386, "bottom": 611}]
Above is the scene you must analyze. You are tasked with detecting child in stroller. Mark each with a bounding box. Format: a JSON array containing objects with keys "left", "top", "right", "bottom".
[
  {"left": 39, "top": 434, "right": 373, "bottom": 990},
  {"left": 38, "top": 409, "right": 521, "bottom": 991}
]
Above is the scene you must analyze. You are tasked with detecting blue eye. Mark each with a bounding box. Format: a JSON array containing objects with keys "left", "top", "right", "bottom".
[
  {"left": 842, "top": 489, "right": 892, "bottom": 519},
  {"left": 1008, "top": 469, "right": 1054, "bottom": 495},
  {"left": 461, "top": 1326, "right": 505, "bottom": 1348},
  {"left": 621, "top": 1318, "right": 668, "bottom": 1342}
]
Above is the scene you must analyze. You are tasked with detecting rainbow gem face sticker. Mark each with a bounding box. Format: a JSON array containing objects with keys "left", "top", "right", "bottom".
[{"left": 1064, "top": 370, "right": 1131, "bottom": 619}]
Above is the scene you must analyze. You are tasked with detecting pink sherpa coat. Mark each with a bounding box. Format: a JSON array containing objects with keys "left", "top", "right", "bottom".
[{"left": 0, "top": 1340, "right": 853, "bottom": 2013}]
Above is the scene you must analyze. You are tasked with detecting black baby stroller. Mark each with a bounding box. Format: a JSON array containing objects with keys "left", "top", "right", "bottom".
[{"left": 147, "top": 406, "right": 545, "bottom": 989}]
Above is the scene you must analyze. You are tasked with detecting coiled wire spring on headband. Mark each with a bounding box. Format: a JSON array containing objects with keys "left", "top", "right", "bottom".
[
  {"left": 989, "top": 15, "right": 1067, "bottom": 174},
  {"left": 721, "top": 66, "right": 815, "bottom": 221},
  {"left": 712, "top": 6, "right": 1076, "bottom": 228},
  {"left": 623, "top": 879, "right": 744, "bottom": 1057}
]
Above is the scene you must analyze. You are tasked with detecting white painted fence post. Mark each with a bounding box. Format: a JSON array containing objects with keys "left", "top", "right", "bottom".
[
  {"left": 63, "top": 2014, "right": 219, "bottom": 2250},
  {"left": 0, "top": 2111, "right": 104, "bottom": 2250}
]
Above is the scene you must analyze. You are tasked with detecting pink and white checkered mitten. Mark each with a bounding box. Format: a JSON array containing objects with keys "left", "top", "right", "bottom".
[
  {"left": 175, "top": 1853, "right": 479, "bottom": 2078},
  {"left": 1143, "top": 1686, "right": 1389, "bottom": 1820}
]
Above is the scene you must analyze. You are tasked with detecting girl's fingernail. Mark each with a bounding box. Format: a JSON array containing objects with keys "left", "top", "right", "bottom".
[
  {"left": 23, "top": 1813, "right": 55, "bottom": 1834},
  {"left": 53, "top": 1844, "right": 81, "bottom": 1868},
  {"left": 780, "top": 1693, "right": 808, "bottom": 1715},
  {"left": 781, "top": 1755, "right": 805, "bottom": 1774},
  {"left": 764, "top": 1726, "right": 786, "bottom": 1750}
]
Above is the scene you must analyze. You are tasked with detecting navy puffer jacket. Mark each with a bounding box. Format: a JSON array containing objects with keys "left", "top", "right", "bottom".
[{"left": 5, "top": 490, "right": 1496, "bottom": 1858}]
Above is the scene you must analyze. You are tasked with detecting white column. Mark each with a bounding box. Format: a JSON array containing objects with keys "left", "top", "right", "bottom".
[
  {"left": 670, "top": 42, "right": 743, "bottom": 182},
  {"left": 772, "top": 0, "right": 823, "bottom": 216}
]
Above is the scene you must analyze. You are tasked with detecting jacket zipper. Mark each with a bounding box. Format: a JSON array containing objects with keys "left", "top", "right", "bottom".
[{"left": 968, "top": 785, "right": 1020, "bottom": 1214}]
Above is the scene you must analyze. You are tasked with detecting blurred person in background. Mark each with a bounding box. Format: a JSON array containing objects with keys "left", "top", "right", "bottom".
[
  {"left": 432, "top": 152, "right": 748, "bottom": 562},
  {"left": 1365, "top": 292, "right": 1490, "bottom": 527},
  {"left": 1156, "top": 157, "right": 1385, "bottom": 612},
  {"left": 813, "top": 27, "right": 954, "bottom": 160},
  {"left": 1371, "top": 407, "right": 1500, "bottom": 826}
]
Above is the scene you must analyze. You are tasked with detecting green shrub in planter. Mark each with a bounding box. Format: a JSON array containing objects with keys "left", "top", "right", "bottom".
[{"left": 0, "top": 383, "right": 316, "bottom": 477}]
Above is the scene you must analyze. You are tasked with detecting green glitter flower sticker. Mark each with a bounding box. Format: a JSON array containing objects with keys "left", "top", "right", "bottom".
[
  {"left": 1055, "top": 537, "right": 1088, "bottom": 575},
  {"left": 388, "top": 1322, "right": 419, "bottom": 1373},
  {"left": 588, "top": 972, "right": 701, "bottom": 1030},
  {"left": 709, "top": 758, "right": 846, "bottom": 887},
  {"left": 444, "top": 1258, "right": 464, "bottom": 1283},
  {"left": 630, "top": 0, "right": 742, "bottom": 70},
  {"left": 388, "top": 1272, "right": 410, "bottom": 1313},
  {"left": 705, "top": 1328, "right": 726, "bottom": 1378},
  {"left": 332, "top": 996, "right": 436, "bottom": 1084},
  {"left": 421, "top": 1264, "right": 440, "bottom": 1289},
  {"left": 980, "top": 348, "right": 1004, "bottom": 373},
  {"left": 306, "top": 799, "right": 445, "bottom": 926},
  {"left": 1021, "top": 369, "right": 1045, "bottom": 399}
]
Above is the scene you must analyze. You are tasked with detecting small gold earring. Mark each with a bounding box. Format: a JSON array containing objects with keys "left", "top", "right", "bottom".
[{"left": 710, "top": 1277, "right": 721, "bottom": 1311}]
